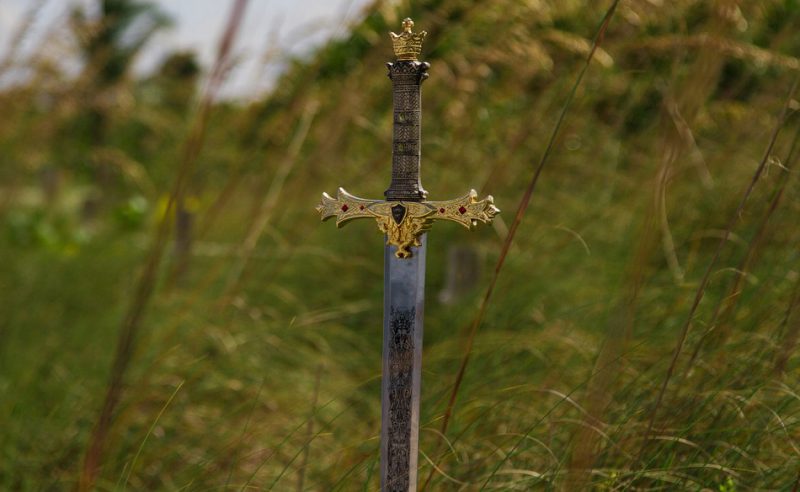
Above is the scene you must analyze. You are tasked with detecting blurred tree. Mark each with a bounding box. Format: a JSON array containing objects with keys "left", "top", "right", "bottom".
[
  {"left": 150, "top": 52, "right": 201, "bottom": 282},
  {"left": 151, "top": 51, "right": 201, "bottom": 112},
  {"left": 67, "top": 0, "right": 172, "bottom": 219}
]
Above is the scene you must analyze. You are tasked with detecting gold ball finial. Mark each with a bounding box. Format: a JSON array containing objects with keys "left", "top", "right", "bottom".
[{"left": 390, "top": 17, "right": 426, "bottom": 61}]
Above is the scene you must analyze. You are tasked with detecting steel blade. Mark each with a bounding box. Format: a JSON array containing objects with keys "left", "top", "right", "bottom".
[{"left": 381, "top": 234, "right": 426, "bottom": 491}]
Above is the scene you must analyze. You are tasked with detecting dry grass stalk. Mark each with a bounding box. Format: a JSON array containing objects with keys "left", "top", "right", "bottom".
[
  {"left": 773, "top": 277, "right": 800, "bottom": 376},
  {"left": 565, "top": 182, "right": 660, "bottom": 489},
  {"left": 223, "top": 100, "right": 319, "bottom": 298},
  {"left": 687, "top": 127, "right": 800, "bottom": 369},
  {"left": 421, "top": 2, "right": 621, "bottom": 488},
  {"left": 637, "top": 71, "right": 800, "bottom": 465},
  {"left": 77, "top": 1, "right": 251, "bottom": 489},
  {"left": 635, "top": 33, "right": 800, "bottom": 72},
  {"left": 296, "top": 365, "right": 323, "bottom": 491}
]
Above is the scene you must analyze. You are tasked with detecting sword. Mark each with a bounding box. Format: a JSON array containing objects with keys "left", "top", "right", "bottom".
[{"left": 316, "top": 18, "right": 499, "bottom": 491}]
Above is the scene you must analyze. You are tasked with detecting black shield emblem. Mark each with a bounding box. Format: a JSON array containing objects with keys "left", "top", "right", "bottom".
[{"left": 391, "top": 204, "right": 407, "bottom": 225}]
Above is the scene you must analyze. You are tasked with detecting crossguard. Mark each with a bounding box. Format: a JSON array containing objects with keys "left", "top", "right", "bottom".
[{"left": 316, "top": 188, "right": 499, "bottom": 258}]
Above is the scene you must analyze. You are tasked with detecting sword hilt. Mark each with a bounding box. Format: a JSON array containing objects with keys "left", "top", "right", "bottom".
[
  {"left": 385, "top": 18, "right": 428, "bottom": 202},
  {"left": 316, "top": 18, "right": 500, "bottom": 260},
  {"left": 317, "top": 188, "right": 498, "bottom": 259}
]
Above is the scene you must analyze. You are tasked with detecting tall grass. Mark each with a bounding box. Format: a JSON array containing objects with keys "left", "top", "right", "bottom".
[
  {"left": 76, "top": 1, "right": 250, "bottom": 489},
  {"left": 1, "top": 0, "right": 800, "bottom": 490},
  {"left": 422, "top": 2, "right": 620, "bottom": 489}
]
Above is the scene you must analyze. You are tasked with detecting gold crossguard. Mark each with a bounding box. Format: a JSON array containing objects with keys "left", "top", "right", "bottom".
[{"left": 316, "top": 188, "right": 499, "bottom": 258}]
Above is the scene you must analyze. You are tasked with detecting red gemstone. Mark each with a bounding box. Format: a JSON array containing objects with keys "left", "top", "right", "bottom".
[
  {"left": 458, "top": 206, "right": 467, "bottom": 214},
  {"left": 341, "top": 204, "right": 349, "bottom": 212},
  {"left": 359, "top": 205, "right": 365, "bottom": 210},
  {"left": 439, "top": 208, "right": 445, "bottom": 213}
]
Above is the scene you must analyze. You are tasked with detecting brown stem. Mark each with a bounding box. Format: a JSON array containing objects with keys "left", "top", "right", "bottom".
[
  {"left": 77, "top": 2, "right": 250, "bottom": 489},
  {"left": 420, "top": 2, "right": 621, "bottom": 488},
  {"left": 773, "top": 276, "right": 800, "bottom": 376},
  {"left": 297, "top": 366, "right": 323, "bottom": 492},
  {"left": 636, "top": 71, "right": 800, "bottom": 464},
  {"left": 686, "top": 126, "right": 800, "bottom": 370}
]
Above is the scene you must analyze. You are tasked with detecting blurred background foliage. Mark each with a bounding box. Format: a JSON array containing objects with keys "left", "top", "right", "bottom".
[{"left": 1, "top": 0, "right": 800, "bottom": 489}]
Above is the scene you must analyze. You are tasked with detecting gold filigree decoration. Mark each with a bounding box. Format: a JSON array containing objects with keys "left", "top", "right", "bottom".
[
  {"left": 376, "top": 214, "right": 432, "bottom": 258},
  {"left": 316, "top": 188, "right": 382, "bottom": 226},
  {"left": 316, "top": 188, "right": 499, "bottom": 258},
  {"left": 390, "top": 18, "right": 426, "bottom": 61},
  {"left": 428, "top": 190, "right": 500, "bottom": 229}
]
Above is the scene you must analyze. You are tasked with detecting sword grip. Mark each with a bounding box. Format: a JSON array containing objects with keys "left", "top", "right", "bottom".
[{"left": 385, "top": 61, "right": 429, "bottom": 202}]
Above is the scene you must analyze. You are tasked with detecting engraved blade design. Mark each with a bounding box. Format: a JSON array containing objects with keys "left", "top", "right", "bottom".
[{"left": 381, "top": 236, "right": 426, "bottom": 491}]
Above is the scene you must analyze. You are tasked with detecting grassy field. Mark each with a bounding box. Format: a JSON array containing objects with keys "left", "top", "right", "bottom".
[{"left": 2, "top": 0, "right": 800, "bottom": 489}]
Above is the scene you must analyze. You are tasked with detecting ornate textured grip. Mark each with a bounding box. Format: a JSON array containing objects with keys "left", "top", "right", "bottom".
[{"left": 385, "top": 19, "right": 429, "bottom": 202}]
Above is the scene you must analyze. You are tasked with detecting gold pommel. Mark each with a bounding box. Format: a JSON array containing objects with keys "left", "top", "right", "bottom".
[{"left": 390, "top": 18, "right": 426, "bottom": 61}]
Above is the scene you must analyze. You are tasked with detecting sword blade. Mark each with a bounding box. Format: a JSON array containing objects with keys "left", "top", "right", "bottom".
[{"left": 381, "top": 234, "right": 427, "bottom": 491}]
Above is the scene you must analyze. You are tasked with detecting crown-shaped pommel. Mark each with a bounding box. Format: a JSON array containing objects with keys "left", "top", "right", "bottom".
[{"left": 390, "top": 18, "right": 426, "bottom": 61}]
